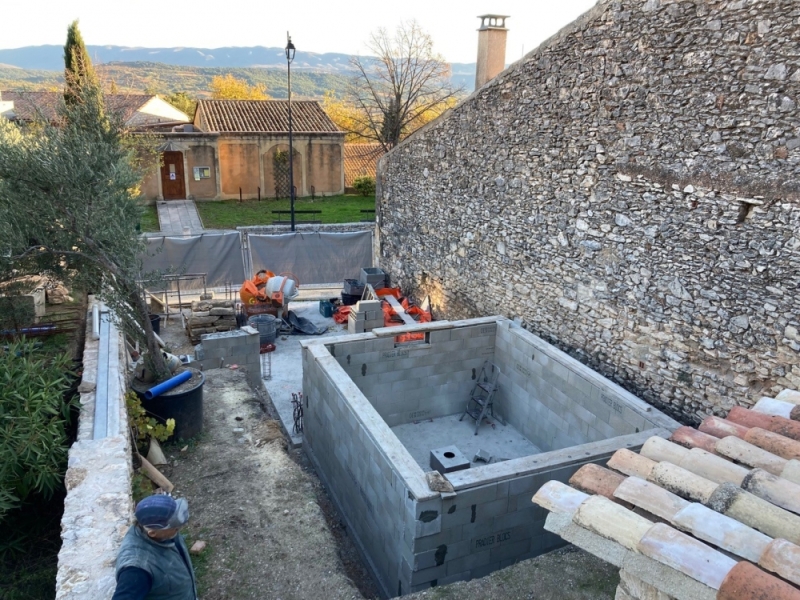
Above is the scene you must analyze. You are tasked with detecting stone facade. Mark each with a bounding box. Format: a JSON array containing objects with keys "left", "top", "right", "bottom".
[
  {"left": 140, "top": 133, "right": 345, "bottom": 203},
  {"left": 377, "top": 0, "right": 800, "bottom": 424}
]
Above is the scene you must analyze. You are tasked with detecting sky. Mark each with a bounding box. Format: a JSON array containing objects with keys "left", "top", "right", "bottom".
[{"left": 0, "top": 0, "right": 598, "bottom": 64}]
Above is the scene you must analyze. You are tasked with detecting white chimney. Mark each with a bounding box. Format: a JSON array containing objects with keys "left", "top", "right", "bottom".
[{"left": 475, "top": 15, "right": 509, "bottom": 89}]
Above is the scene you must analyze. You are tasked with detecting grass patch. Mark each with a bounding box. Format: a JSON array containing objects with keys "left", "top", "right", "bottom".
[
  {"left": 196, "top": 194, "right": 376, "bottom": 229},
  {"left": 139, "top": 205, "right": 160, "bottom": 232},
  {"left": 183, "top": 529, "right": 212, "bottom": 596}
]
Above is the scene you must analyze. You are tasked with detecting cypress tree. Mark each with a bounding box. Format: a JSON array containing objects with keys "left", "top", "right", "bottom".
[{"left": 63, "top": 20, "right": 98, "bottom": 104}]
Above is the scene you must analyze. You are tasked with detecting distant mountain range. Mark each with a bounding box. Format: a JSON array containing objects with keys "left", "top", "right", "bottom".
[{"left": 0, "top": 45, "right": 477, "bottom": 97}]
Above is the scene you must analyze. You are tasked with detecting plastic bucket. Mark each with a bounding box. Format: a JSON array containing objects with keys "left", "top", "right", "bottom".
[
  {"left": 138, "top": 370, "right": 205, "bottom": 440},
  {"left": 149, "top": 314, "right": 161, "bottom": 334},
  {"left": 248, "top": 314, "right": 278, "bottom": 344},
  {"left": 341, "top": 292, "right": 361, "bottom": 306}
]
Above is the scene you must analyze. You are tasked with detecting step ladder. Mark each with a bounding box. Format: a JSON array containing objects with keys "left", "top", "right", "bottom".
[{"left": 459, "top": 361, "right": 500, "bottom": 435}]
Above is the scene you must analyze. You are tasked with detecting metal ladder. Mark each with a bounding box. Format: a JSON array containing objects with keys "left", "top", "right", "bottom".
[{"left": 459, "top": 361, "right": 500, "bottom": 435}]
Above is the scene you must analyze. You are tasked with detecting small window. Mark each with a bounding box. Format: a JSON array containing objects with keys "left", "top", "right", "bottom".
[{"left": 193, "top": 166, "right": 211, "bottom": 181}]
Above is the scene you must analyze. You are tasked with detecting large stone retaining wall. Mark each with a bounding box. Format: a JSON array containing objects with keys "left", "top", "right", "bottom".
[{"left": 376, "top": 0, "right": 800, "bottom": 423}]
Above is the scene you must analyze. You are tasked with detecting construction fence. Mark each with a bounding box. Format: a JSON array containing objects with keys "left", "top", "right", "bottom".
[{"left": 141, "top": 230, "right": 373, "bottom": 291}]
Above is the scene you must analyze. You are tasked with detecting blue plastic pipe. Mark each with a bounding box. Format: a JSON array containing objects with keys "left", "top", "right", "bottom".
[{"left": 144, "top": 370, "right": 191, "bottom": 400}]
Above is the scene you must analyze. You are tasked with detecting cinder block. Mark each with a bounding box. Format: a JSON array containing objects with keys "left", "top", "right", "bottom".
[
  {"left": 494, "top": 506, "right": 538, "bottom": 530},
  {"left": 456, "top": 485, "right": 498, "bottom": 507},
  {"left": 412, "top": 526, "right": 464, "bottom": 552},
  {"left": 348, "top": 319, "right": 365, "bottom": 334},
  {"left": 444, "top": 549, "right": 491, "bottom": 576},
  {"left": 508, "top": 474, "right": 546, "bottom": 497},
  {"left": 356, "top": 300, "right": 382, "bottom": 311},
  {"left": 477, "top": 497, "right": 509, "bottom": 520},
  {"left": 490, "top": 538, "right": 531, "bottom": 563},
  {"left": 429, "top": 329, "right": 452, "bottom": 344}
]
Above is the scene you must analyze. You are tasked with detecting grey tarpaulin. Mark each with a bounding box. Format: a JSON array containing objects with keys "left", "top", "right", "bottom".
[
  {"left": 248, "top": 231, "right": 373, "bottom": 285},
  {"left": 142, "top": 232, "right": 246, "bottom": 290}
]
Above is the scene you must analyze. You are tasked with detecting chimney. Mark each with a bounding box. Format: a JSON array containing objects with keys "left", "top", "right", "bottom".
[{"left": 475, "top": 15, "right": 509, "bottom": 89}]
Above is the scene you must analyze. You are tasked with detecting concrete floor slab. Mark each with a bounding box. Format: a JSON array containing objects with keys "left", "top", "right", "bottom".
[
  {"left": 392, "top": 413, "right": 542, "bottom": 471},
  {"left": 259, "top": 301, "right": 346, "bottom": 446}
]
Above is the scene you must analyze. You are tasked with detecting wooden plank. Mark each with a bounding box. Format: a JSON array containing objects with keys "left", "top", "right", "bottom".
[{"left": 383, "top": 294, "right": 416, "bottom": 326}]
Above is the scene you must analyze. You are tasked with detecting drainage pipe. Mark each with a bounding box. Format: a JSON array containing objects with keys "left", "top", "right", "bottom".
[{"left": 144, "top": 370, "right": 191, "bottom": 400}]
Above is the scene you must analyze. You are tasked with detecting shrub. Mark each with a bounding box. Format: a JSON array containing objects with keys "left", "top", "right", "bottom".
[
  {"left": 0, "top": 339, "right": 75, "bottom": 522},
  {"left": 126, "top": 390, "right": 175, "bottom": 449},
  {"left": 353, "top": 175, "right": 376, "bottom": 196}
]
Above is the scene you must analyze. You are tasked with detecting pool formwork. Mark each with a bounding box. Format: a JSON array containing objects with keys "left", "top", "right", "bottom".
[{"left": 301, "top": 316, "right": 679, "bottom": 597}]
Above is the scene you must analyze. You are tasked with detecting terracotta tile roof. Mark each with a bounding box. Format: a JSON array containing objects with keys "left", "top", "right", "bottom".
[
  {"left": 0, "top": 91, "right": 152, "bottom": 123},
  {"left": 344, "top": 143, "right": 385, "bottom": 187},
  {"left": 532, "top": 389, "right": 800, "bottom": 600},
  {"left": 194, "top": 100, "right": 340, "bottom": 134}
]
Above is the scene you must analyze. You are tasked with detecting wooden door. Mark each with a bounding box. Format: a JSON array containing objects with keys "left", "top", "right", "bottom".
[{"left": 160, "top": 151, "right": 186, "bottom": 200}]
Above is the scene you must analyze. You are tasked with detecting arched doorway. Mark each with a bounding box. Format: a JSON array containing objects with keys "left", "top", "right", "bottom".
[{"left": 160, "top": 151, "right": 186, "bottom": 199}]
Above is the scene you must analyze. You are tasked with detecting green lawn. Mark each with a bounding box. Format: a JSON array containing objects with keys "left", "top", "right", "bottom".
[
  {"left": 195, "top": 194, "right": 375, "bottom": 229},
  {"left": 139, "top": 205, "right": 160, "bottom": 232}
]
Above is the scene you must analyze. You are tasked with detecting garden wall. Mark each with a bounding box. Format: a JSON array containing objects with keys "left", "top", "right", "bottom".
[{"left": 56, "top": 303, "right": 132, "bottom": 600}]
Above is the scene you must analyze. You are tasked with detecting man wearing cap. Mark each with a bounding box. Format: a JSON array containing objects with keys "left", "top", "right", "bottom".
[{"left": 112, "top": 493, "right": 198, "bottom": 600}]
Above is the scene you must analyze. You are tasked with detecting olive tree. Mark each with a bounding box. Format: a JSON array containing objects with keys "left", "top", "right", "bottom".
[{"left": 0, "top": 78, "right": 169, "bottom": 380}]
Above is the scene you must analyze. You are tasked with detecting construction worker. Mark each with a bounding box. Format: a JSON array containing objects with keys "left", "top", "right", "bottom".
[{"left": 112, "top": 493, "right": 197, "bottom": 600}]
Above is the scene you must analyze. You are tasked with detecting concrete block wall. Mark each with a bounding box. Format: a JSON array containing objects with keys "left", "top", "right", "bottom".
[
  {"left": 197, "top": 326, "right": 261, "bottom": 388},
  {"left": 494, "top": 321, "right": 675, "bottom": 452},
  {"left": 302, "top": 318, "right": 681, "bottom": 595},
  {"left": 428, "top": 430, "right": 668, "bottom": 591},
  {"left": 328, "top": 317, "right": 499, "bottom": 427},
  {"left": 301, "top": 340, "right": 438, "bottom": 597}
]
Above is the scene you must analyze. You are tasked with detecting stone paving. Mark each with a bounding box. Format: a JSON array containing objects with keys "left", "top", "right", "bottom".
[{"left": 156, "top": 199, "right": 204, "bottom": 234}]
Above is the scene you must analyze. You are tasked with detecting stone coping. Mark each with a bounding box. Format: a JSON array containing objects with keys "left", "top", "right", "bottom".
[{"left": 56, "top": 303, "right": 133, "bottom": 600}]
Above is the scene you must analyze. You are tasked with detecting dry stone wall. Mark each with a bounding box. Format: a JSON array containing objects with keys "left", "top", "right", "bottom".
[{"left": 377, "top": 0, "right": 800, "bottom": 423}]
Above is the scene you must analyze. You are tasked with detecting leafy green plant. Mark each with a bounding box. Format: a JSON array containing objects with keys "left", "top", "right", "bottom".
[
  {"left": 125, "top": 390, "right": 175, "bottom": 445},
  {"left": 353, "top": 175, "right": 376, "bottom": 196},
  {"left": 273, "top": 149, "right": 289, "bottom": 165},
  {"left": 131, "top": 472, "right": 154, "bottom": 503},
  {"left": 0, "top": 339, "right": 75, "bottom": 522}
]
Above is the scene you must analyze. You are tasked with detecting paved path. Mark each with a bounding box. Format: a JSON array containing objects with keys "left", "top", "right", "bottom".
[{"left": 156, "top": 199, "right": 204, "bottom": 234}]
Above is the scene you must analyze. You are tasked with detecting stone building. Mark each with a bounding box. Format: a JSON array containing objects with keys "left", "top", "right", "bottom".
[
  {"left": 140, "top": 99, "right": 345, "bottom": 201},
  {"left": 376, "top": 0, "right": 800, "bottom": 424}
]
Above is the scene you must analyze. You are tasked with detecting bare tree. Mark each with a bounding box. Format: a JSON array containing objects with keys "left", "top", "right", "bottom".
[{"left": 347, "top": 21, "right": 462, "bottom": 150}]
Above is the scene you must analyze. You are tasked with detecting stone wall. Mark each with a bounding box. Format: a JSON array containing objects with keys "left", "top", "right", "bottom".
[
  {"left": 56, "top": 304, "right": 132, "bottom": 599},
  {"left": 377, "top": 0, "right": 800, "bottom": 423}
]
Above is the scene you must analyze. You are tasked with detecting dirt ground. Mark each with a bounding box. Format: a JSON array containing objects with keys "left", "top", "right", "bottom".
[{"left": 156, "top": 318, "right": 619, "bottom": 600}]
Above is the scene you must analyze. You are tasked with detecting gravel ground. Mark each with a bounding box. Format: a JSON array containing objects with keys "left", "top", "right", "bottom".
[{"left": 156, "top": 317, "right": 619, "bottom": 599}]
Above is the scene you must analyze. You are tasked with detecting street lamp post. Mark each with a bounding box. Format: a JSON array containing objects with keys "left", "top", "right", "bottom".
[{"left": 285, "top": 32, "right": 296, "bottom": 232}]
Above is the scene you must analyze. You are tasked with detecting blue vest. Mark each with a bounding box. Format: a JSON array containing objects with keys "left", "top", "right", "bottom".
[{"left": 115, "top": 525, "right": 198, "bottom": 600}]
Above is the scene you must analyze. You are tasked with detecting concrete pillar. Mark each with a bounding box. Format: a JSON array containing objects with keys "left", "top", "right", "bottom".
[{"left": 475, "top": 15, "right": 509, "bottom": 89}]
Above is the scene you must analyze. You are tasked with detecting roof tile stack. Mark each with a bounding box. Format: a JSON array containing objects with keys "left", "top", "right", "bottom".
[{"left": 532, "top": 389, "right": 800, "bottom": 600}]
